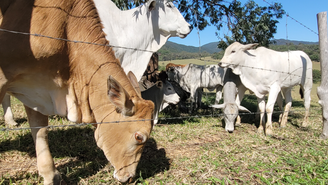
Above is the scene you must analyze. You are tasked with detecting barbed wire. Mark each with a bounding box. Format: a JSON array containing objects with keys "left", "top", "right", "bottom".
[
  {"left": 0, "top": 28, "right": 154, "bottom": 54},
  {"left": 199, "top": 58, "right": 314, "bottom": 82},
  {"left": 262, "top": 0, "right": 319, "bottom": 36},
  {"left": 0, "top": 106, "right": 322, "bottom": 132},
  {"left": 0, "top": 0, "right": 321, "bottom": 133}
]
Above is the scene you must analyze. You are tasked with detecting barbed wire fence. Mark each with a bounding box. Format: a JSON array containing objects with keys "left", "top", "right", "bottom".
[{"left": 0, "top": 0, "right": 322, "bottom": 133}]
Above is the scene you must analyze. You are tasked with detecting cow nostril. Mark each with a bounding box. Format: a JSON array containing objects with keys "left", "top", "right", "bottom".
[
  {"left": 218, "top": 62, "right": 222, "bottom": 66},
  {"left": 128, "top": 176, "right": 134, "bottom": 183},
  {"left": 228, "top": 130, "right": 233, "bottom": 133}
]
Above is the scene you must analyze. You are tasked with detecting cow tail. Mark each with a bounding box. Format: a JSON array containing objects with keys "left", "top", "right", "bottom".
[{"left": 299, "top": 87, "right": 304, "bottom": 99}]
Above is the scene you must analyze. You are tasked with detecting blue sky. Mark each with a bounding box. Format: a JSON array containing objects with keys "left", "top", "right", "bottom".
[{"left": 169, "top": 0, "right": 327, "bottom": 47}]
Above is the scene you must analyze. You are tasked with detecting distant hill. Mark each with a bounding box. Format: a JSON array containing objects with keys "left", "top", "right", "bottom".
[
  {"left": 160, "top": 39, "right": 318, "bottom": 54},
  {"left": 272, "top": 39, "right": 318, "bottom": 45},
  {"left": 159, "top": 41, "right": 220, "bottom": 54}
]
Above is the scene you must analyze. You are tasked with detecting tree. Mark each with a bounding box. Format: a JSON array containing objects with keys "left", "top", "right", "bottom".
[
  {"left": 114, "top": 0, "right": 284, "bottom": 50},
  {"left": 216, "top": 0, "right": 285, "bottom": 49}
]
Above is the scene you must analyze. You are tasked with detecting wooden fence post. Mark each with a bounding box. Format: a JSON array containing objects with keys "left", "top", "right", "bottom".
[{"left": 317, "top": 11, "right": 328, "bottom": 139}]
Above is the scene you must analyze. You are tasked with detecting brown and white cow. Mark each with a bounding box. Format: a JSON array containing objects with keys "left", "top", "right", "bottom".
[{"left": 0, "top": 0, "right": 154, "bottom": 184}]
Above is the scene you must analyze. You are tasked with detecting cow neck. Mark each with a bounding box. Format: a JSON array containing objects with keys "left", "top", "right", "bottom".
[
  {"left": 93, "top": 0, "right": 169, "bottom": 81},
  {"left": 181, "top": 64, "right": 191, "bottom": 76}
]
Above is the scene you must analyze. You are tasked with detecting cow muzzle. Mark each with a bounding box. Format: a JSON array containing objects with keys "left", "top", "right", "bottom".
[{"left": 114, "top": 169, "right": 135, "bottom": 183}]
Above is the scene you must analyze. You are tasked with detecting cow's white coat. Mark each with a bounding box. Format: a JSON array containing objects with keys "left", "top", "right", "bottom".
[
  {"left": 219, "top": 42, "right": 313, "bottom": 135},
  {"left": 167, "top": 64, "right": 226, "bottom": 111},
  {"left": 94, "top": 0, "right": 191, "bottom": 81}
]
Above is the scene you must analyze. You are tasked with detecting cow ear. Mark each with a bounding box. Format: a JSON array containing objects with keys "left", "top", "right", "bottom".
[
  {"left": 107, "top": 75, "right": 135, "bottom": 116},
  {"left": 243, "top": 43, "right": 258, "bottom": 51},
  {"left": 238, "top": 105, "right": 251, "bottom": 113},
  {"left": 127, "top": 71, "right": 141, "bottom": 97},
  {"left": 146, "top": 0, "right": 156, "bottom": 11},
  {"left": 156, "top": 81, "right": 163, "bottom": 88},
  {"left": 210, "top": 104, "right": 225, "bottom": 109}
]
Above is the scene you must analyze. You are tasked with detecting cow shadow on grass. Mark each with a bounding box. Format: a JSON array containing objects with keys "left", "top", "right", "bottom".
[
  {"left": 134, "top": 138, "right": 171, "bottom": 182},
  {"left": 0, "top": 126, "right": 170, "bottom": 184}
]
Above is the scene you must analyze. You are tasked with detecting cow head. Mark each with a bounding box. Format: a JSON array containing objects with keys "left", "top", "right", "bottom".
[
  {"left": 147, "top": 0, "right": 191, "bottom": 38},
  {"left": 219, "top": 42, "right": 258, "bottom": 75},
  {"left": 94, "top": 73, "right": 154, "bottom": 183},
  {"left": 163, "top": 80, "right": 180, "bottom": 104},
  {"left": 210, "top": 103, "right": 250, "bottom": 133}
]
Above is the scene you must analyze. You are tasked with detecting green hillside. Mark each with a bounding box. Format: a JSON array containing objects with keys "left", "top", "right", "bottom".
[{"left": 158, "top": 39, "right": 319, "bottom": 61}]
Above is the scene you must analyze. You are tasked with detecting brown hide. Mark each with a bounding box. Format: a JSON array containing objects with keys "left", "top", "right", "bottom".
[
  {"left": 142, "top": 52, "right": 159, "bottom": 83},
  {"left": 0, "top": 0, "right": 154, "bottom": 183},
  {"left": 165, "top": 62, "right": 186, "bottom": 71}
]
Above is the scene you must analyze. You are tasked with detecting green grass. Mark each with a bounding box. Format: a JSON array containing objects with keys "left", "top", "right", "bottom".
[{"left": 0, "top": 59, "right": 327, "bottom": 184}]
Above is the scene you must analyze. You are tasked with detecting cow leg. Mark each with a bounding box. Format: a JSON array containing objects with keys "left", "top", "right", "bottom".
[
  {"left": 25, "top": 106, "right": 62, "bottom": 185},
  {"left": 235, "top": 86, "right": 246, "bottom": 125},
  {"left": 196, "top": 88, "right": 203, "bottom": 109},
  {"left": 2, "top": 94, "right": 18, "bottom": 125},
  {"left": 257, "top": 98, "right": 266, "bottom": 134},
  {"left": 276, "top": 92, "right": 284, "bottom": 124},
  {"left": 215, "top": 86, "right": 223, "bottom": 104},
  {"left": 280, "top": 89, "right": 292, "bottom": 128},
  {"left": 265, "top": 86, "right": 281, "bottom": 136},
  {"left": 301, "top": 87, "right": 312, "bottom": 127},
  {"left": 189, "top": 88, "right": 197, "bottom": 113},
  {"left": 153, "top": 109, "right": 159, "bottom": 125}
]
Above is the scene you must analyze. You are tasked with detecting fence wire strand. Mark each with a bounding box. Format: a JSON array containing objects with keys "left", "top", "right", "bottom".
[{"left": 0, "top": 0, "right": 321, "bottom": 132}]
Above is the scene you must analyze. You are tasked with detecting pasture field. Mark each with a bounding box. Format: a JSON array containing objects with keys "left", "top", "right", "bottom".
[{"left": 0, "top": 59, "right": 327, "bottom": 184}]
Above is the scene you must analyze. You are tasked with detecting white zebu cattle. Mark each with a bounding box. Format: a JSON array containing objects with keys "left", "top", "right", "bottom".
[
  {"left": 141, "top": 80, "right": 180, "bottom": 124},
  {"left": 166, "top": 63, "right": 226, "bottom": 111},
  {"left": 2, "top": 0, "right": 191, "bottom": 126},
  {"left": 219, "top": 42, "right": 313, "bottom": 135},
  {"left": 210, "top": 68, "right": 250, "bottom": 133},
  {"left": 95, "top": 0, "right": 191, "bottom": 81}
]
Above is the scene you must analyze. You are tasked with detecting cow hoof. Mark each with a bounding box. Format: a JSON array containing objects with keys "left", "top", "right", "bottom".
[
  {"left": 320, "top": 134, "right": 328, "bottom": 140},
  {"left": 6, "top": 120, "right": 18, "bottom": 126},
  {"left": 44, "top": 171, "right": 63, "bottom": 185},
  {"left": 257, "top": 127, "right": 264, "bottom": 134},
  {"left": 265, "top": 129, "right": 273, "bottom": 136}
]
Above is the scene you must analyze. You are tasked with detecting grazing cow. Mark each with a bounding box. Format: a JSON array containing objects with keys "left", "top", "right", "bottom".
[
  {"left": 2, "top": 0, "right": 192, "bottom": 126},
  {"left": 210, "top": 68, "right": 250, "bottom": 133},
  {"left": 219, "top": 42, "right": 313, "bottom": 135},
  {"left": 95, "top": 0, "right": 192, "bottom": 81},
  {"left": 141, "top": 80, "right": 180, "bottom": 124},
  {"left": 166, "top": 63, "right": 226, "bottom": 111},
  {"left": 0, "top": 0, "right": 154, "bottom": 184}
]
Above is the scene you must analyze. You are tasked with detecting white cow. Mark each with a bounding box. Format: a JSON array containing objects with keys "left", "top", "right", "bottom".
[
  {"left": 219, "top": 42, "right": 313, "bottom": 136},
  {"left": 210, "top": 68, "right": 250, "bottom": 133},
  {"left": 2, "top": 0, "right": 191, "bottom": 126},
  {"left": 141, "top": 80, "right": 180, "bottom": 124},
  {"left": 166, "top": 63, "right": 226, "bottom": 112},
  {"left": 95, "top": 0, "right": 192, "bottom": 81}
]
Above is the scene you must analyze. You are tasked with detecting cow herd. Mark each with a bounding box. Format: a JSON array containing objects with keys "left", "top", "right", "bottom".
[
  {"left": 164, "top": 42, "right": 313, "bottom": 135},
  {"left": 0, "top": 0, "right": 313, "bottom": 184}
]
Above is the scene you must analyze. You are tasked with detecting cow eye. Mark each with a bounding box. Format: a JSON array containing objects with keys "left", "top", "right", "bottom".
[
  {"left": 231, "top": 50, "right": 236, "bottom": 53},
  {"left": 166, "top": 2, "right": 172, "bottom": 8}
]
